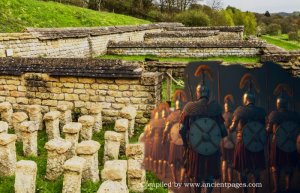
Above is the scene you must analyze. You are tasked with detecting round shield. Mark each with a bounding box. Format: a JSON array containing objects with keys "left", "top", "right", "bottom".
[
  {"left": 242, "top": 121, "right": 266, "bottom": 152},
  {"left": 189, "top": 118, "right": 222, "bottom": 156},
  {"left": 296, "top": 134, "right": 300, "bottom": 154},
  {"left": 276, "top": 121, "right": 299, "bottom": 153},
  {"left": 170, "top": 123, "right": 183, "bottom": 145}
]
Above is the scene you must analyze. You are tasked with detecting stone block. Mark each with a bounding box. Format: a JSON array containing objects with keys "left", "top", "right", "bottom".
[
  {"left": 101, "top": 160, "right": 127, "bottom": 183},
  {"left": 97, "top": 180, "right": 128, "bottom": 193},
  {"left": 0, "top": 134, "right": 17, "bottom": 176},
  {"left": 15, "top": 160, "right": 37, "bottom": 193}
]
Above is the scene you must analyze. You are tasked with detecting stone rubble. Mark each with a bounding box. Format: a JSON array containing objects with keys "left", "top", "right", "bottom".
[
  {"left": 14, "top": 160, "right": 37, "bottom": 193},
  {"left": 19, "top": 121, "right": 39, "bottom": 157},
  {"left": 104, "top": 131, "right": 122, "bottom": 161},
  {"left": 62, "top": 156, "right": 86, "bottom": 193},
  {"left": 12, "top": 112, "right": 28, "bottom": 142},
  {"left": 26, "top": 105, "right": 43, "bottom": 130},
  {"left": 88, "top": 103, "right": 102, "bottom": 133},
  {"left": 0, "top": 134, "right": 17, "bottom": 176},
  {"left": 76, "top": 140, "right": 100, "bottom": 182},
  {"left": 78, "top": 115, "right": 95, "bottom": 140},
  {"left": 44, "top": 138, "right": 72, "bottom": 180},
  {"left": 63, "top": 122, "right": 82, "bottom": 156},
  {"left": 119, "top": 106, "right": 137, "bottom": 137},
  {"left": 0, "top": 102, "right": 13, "bottom": 127},
  {"left": 114, "top": 118, "right": 129, "bottom": 154}
]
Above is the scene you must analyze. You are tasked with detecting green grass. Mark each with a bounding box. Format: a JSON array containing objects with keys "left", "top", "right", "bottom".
[
  {"left": 0, "top": 0, "right": 150, "bottom": 32},
  {"left": 261, "top": 35, "right": 300, "bottom": 50},
  {"left": 98, "top": 54, "right": 260, "bottom": 63}
]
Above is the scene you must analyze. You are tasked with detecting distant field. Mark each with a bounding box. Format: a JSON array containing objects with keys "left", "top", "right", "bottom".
[
  {"left": 261, "top": 35, "right": 300, "bottom": 50},
  {"left": 98, "top": 55, "right": 261, "bottom": 63},
  {"left": 0, "top": 0, "right": 150, "bottom": 32}
]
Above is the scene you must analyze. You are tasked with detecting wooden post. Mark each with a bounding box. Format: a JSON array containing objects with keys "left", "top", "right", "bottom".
[{"left": 166, "top": 69, "right": 173, "bottom": 102}]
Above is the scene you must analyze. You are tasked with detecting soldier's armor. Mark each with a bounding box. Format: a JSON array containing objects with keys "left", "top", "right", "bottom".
[
  {"left": 268, "top": 109, "right": 300, "bottom": 168},
  {"left": 143, "top": 124, "right": 152, "bottom": 158},
  {"left": 180, "top": 98, "right": 226, "bottom": 180},
  {"left": 232, "top": 104, "right": 266, "bottom": 172},
  {"left": 164, "top": 110, "right": 185, "bottom": 165},
  {"left": 222, "top": 111, "right": 235, "bottom": 162},
  {"left": 150, "top": 118, "right": 166, "bottom": 161}
]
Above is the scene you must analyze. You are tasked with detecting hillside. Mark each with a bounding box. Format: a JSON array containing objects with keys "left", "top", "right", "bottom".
[{"left": 0, "top": 0, "right": 150, "bottom": 33}]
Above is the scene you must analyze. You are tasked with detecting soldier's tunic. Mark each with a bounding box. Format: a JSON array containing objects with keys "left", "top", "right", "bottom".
[
  {"left": 232, "top": 104, "right": 266, "bottom": 172},
  {"left": 180, "top": 98, "right": 225, "bottom": 180},
  {"left": 222, "top": 111, "right": 234, "bottom": 162},
  {"left": 267, "top": 109, "right": 300, "bottom": 169},
  {"left": 164, "top": 110, "right": 184, "bottom": 165},
  {"left": 150, "top": 118, "right": 166, "bottom": 161},
  {"left": 142, "top": 124, "right": 152, "bottom": 159}
]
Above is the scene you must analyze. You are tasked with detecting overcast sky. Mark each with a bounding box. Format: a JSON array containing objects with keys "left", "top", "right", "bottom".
[{"left": 220, "top": 0, "right": 300, "bottom": 13}]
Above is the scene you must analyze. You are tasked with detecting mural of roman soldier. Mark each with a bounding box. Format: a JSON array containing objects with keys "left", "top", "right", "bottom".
[
  {"left": 221, "top": 94, "right": 235, "bottom": 183},
  {"left": 266, "top": 84, "right": 300, "bottom": 193},
  {"left": 142, "top": 109, "right": 158, "bottom": 170},
  {"left": 230, "top": 73, "right": 266, "bottom": 193},
  {"left": 149, "top": 103, "right": 170, "bottom": 174},
  {"left": 162, "top": 90, "right": 187, "bottom": 182},
  {"left": 180, "top": 65, "right": 227, "bottom": 193},
  {"left": 157, "top": 102, "right": 171, "bottom": 177}
]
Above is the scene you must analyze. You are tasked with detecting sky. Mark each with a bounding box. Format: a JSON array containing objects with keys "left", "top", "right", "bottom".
[{"left": 220, "top": 0, "right": 300, "bottom": 13}]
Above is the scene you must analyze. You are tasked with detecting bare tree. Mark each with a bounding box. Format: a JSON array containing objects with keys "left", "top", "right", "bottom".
[{"left": 206, "top": 0, "right": 223, "bottom": 10}]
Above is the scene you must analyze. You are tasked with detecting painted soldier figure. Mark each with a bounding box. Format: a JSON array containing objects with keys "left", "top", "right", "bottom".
[
  {"left": 162, "top": 90, "right": 187, "bottom": 182},
  {"left": 180, "top": 65, "right": 227, "bottom": 193},
  {"left": 221, "top": 94, "right": 235, "bottom": 183},
  {"left": 149, "top": 103, "right": 170, "bottom": 175},
  {"left": 230, "top": 73, "right": 266, "bottom": 193},
  {"left": 142, "top": 109, "right": 158, "bottom": 170},
  {"left": 267, "top": 84, "right": 300, "bottom": 193}
]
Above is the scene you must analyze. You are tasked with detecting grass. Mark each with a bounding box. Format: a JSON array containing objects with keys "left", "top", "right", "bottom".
[
  {"left": 0, "top": 124, "right": 164, "bottom": 192},
  {"left": 0, "top": 0, "right": 150, "bottom": 33},
  {"left": 261, "top": 35, "right": 300, "bottom": 50},
  {"left": 97, "top": 54, "right": 260, "bottom": 63}
]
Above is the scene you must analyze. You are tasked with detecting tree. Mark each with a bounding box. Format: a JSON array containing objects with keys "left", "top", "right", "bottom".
[
  {"left": 266, "top": 23, "right": 281, "bottom": 35},
  {"left": 206, "top": 0, "right": 223, "bottom": 10},
  {"left": 175, "top": 10, "right": 210, "bottom": 26},
  {"left": 264, "top": 11, "right": 271, "bottom": 17}
]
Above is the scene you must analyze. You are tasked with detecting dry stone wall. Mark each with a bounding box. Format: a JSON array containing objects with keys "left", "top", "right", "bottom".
[
  {"left": 0, "top": 58, "right": 163, "bottom": 125},
  {"left": 107, "top": 40, "right": 266, "bottom": 57},
  {"left": 0, "top": 23, "right": 182, "bottom": 58}
]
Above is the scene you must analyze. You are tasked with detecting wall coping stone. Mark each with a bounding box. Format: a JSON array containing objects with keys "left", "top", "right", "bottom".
[
  {"left": 108, "top": 40, "right": 266, "bottom": 48},
  {"left": 25, "top": 23, "right": 183, "bottom": 40},
  {"left": 0, "top": 58, "right": 143, "bottom": 78},
  {"left": 165, "top": 26, "right": 244, "bottom": 32}
]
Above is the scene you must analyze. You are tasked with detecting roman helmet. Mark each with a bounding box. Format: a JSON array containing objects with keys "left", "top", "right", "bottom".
[
  {"left": 158, "top": 102, "right": 171, "bottom": 118},
  {"left": 273, "top": 83, "right": 293, "bottom": 110},
  {"left": 194, "top": 64, "right": 214, "bottom": 100},
  {"left": 173, "top": 90, "right": 187, "bottom": 110},
  {"left": 224, "top": 94, "right": 235, "bottom": 113},
  {"left": 239, "top": 73, "right": 260, "bottom": 106}
]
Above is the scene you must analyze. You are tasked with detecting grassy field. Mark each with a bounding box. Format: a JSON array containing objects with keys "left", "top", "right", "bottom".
[
  {"left": 98, "top": 55, "right": 261, "bottom": 63},
  {"left": 0, "top": 0, "right": 150, "bottom": 33},
  {"left": 261, "top": 35, "right": 300, "bottom": 50},
  {"left": 0, "top": 123, "right": 166, "bottom": 193}
]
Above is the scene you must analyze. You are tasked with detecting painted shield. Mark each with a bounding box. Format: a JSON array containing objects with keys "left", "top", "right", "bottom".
[
  {"left": 276, "top": 121, "right": 299, "bottom": 153},
  {"left": 296, "top": 134, "right": 300, "bottom": 154},
  {"left": 242, "top": 121, "right": 266, "bottom": 152},
  {"left": 189, "top": 118, "right": 222, "bottom": 156},
  {"left": 170, "top": 123, "right": 183, "bottom": 145}
]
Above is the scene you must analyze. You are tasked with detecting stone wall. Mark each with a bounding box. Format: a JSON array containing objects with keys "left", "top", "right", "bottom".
[
  {"left": 0, "top": 58, "right": 163, "bottom": 125},
  {"left": 0, "top": 23, "right": 182, "bottom": 58},
  {"left": 165, "top": 26, "right": 244, "bottom": 40},
  {"left": 107, "top": 40, "right": 266, "bottom": 57}
]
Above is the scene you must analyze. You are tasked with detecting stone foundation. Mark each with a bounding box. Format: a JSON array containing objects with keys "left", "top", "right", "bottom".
[{"left": 0, "top": 134, "right": 17, "bottom": 176}]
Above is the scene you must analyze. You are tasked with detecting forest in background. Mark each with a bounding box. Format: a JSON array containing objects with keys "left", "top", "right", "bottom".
[{"left": 41, "top": 0, "right": 300, "bottom": 37}]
